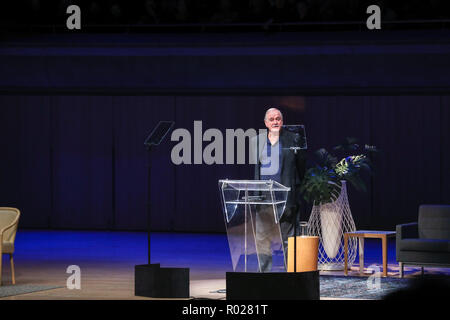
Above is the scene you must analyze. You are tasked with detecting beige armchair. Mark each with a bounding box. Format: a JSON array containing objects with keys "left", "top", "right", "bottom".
[{"left": 0, "top": 207, "right": 20, "bottom": 286}]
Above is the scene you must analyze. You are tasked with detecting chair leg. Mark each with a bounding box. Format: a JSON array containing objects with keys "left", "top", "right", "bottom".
[
  {"left": 10, "top": 254, "right": 15, "bottom": 285},
  {"left": 0, "top": 252, "right": 3, "bottom": 286},
  {"left": 399, "top": 262, "right": 403, "bottom": 278},
  {"left": 421, "top": 266, "right": 424, "bottom": 276}
]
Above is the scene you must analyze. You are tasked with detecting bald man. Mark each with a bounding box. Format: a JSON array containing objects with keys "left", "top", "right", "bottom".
[{"left": 252, "top": 107, "right": 306, "bottom": 272}]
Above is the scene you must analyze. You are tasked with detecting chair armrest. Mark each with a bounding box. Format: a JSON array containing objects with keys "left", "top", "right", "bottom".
[{"left": 396, "top": 222, "right": 418, "bottom": 240}]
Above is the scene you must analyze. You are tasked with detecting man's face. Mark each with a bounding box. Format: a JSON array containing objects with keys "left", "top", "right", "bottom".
[{"left": 264, "top": 109, "right": 283, "bottom": 133}]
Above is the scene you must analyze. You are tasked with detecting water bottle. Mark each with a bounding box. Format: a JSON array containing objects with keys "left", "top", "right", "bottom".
[{"left": 299, "top": 221, "right": 309, "bottom": 237}]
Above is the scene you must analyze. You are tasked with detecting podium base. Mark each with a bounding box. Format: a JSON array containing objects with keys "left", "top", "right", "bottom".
[
  {"left": 135, "top": 264, "right": 190, "bottom": 298},
  {"left": 226, "top": 271, "right": 319, "bottom": 300}
]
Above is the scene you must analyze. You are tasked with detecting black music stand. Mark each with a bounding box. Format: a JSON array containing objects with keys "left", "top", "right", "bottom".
[{"left": 135, "top": 121, "right": 190, "bottom": 298}]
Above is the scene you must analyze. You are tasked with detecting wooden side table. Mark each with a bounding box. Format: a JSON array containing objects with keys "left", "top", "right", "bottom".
[{"left": 344, "top": 230, "right": 396, "bottom": 277}]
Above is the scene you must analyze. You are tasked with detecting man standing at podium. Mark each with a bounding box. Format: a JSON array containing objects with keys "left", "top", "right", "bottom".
[{"left": 252, "top": 107, "right": 306, "bottom": 272}]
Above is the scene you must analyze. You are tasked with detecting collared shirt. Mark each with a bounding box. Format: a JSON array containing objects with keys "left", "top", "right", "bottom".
[{"left": 260, "top": 137, "right": 283, "bottom": 183}]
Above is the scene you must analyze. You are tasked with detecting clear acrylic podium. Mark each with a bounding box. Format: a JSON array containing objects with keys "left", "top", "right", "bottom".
[{"left": 219, "top": 179, "right": 290, "bottom": 273}]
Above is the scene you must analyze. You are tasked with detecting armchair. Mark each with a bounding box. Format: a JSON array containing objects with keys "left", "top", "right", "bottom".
[
  {"left": 0, "top": 207, "right": 20, "bottom": 285},
  {"left": 396, "top": 205, "right": 450, "bottom": 278}
]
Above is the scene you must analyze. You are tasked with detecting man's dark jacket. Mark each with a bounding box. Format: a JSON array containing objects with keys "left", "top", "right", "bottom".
[{"left": 252, "top": 129, "right": 306, "bottom": 214}]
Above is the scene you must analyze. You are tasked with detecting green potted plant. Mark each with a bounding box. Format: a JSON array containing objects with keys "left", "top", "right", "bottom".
[
  {"left": 300, "top": 137, "right": 377, "bottom": 269},
  {"left": 301, "top": 137, "right": 376, "bottom": 204}
]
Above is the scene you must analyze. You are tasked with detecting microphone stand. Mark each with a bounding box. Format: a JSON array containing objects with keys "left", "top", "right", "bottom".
[
  {"left": 288, "top": 146, "right": 301, "bottom": 272},
  {"left": 146, "top": 145, "right": 152, "bottom": 265}
]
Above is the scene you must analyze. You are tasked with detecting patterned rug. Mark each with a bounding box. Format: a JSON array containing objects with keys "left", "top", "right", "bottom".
[
  {"left": 0, "top": 284, "right": 63, "bottom": 298},
  {"left": 320, "top": 275, "right": 411, "bottom": 300}
]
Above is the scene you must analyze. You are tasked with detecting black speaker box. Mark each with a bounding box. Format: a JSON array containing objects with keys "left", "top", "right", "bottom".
[
  {"left": 226, "top": 270, "right": 319, "bottom": 300},
  {"left": 135, "top": 263, "right": 190, "bottom": 298}
]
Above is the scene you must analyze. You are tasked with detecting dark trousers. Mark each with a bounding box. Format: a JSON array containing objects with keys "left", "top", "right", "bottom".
[{"left": 257, "top": 206, "right": 297, "bottom": 272}]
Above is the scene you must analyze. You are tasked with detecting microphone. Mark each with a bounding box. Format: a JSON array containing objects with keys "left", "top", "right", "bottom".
[{"left": 290, "top": 134, "right": 302, "bottom": 154}]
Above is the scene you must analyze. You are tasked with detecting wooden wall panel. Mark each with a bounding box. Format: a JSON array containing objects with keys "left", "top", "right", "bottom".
[
  {"left": 51, "top": 96, "right": 113, "bottom": 229},
  {"left": 370, "top": 96, "right": 442, "bottom": 228},
  {"left": 0, "top": 94, "right": 448, "bottom": 232},
  {"left": 0, "top": 96, "right": 51, "bottom": 228}
]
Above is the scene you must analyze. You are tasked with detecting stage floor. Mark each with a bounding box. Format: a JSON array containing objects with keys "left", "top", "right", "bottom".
[{"left": 1, "top": 230, "right": 448, "bottom": 300}]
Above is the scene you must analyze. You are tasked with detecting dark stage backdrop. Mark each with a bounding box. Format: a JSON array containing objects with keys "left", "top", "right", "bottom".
[{"left": 0, "top": 95, "right": 449, "bottom": 232}]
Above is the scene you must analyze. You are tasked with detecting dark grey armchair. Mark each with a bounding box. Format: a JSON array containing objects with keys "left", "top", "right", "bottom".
[{"left": 396, "top": 205, "right": 450, "bottom": 278}]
